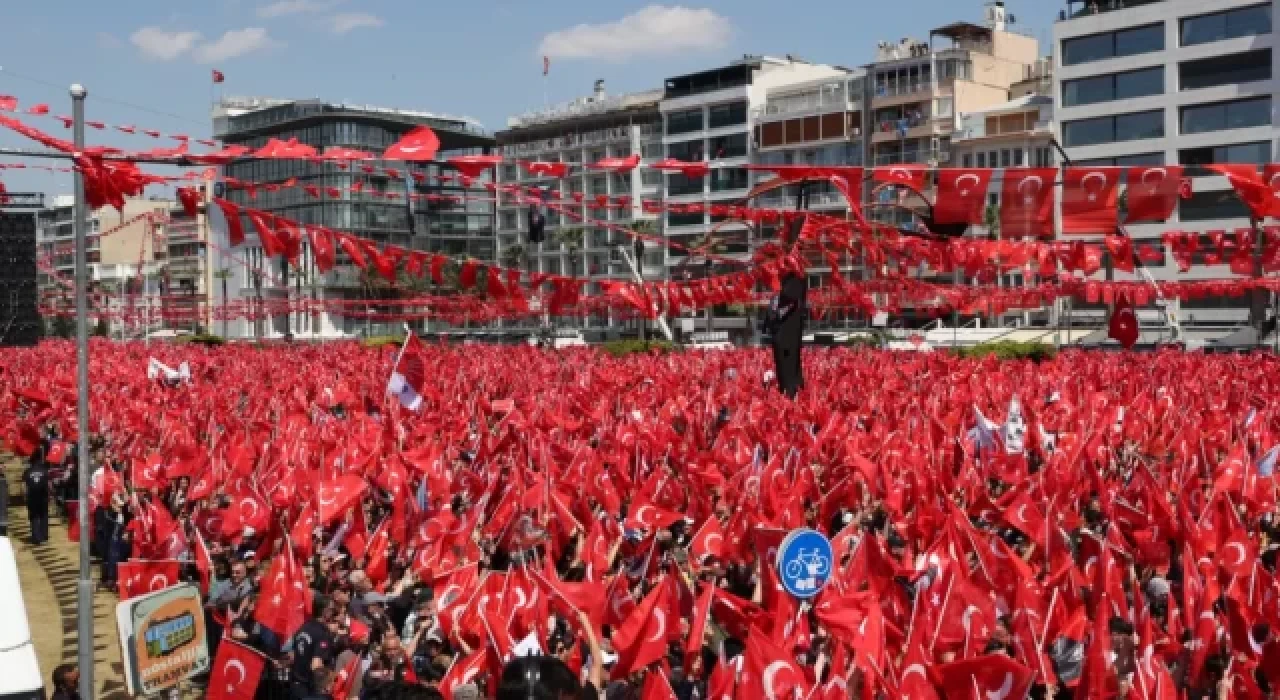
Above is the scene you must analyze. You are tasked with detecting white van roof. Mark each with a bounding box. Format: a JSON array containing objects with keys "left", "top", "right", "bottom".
[{"left": 0, "top": 538, "right": 43, "bottom": 696}]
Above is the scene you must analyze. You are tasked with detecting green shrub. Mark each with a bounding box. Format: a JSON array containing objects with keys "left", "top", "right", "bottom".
[
  {"left": 176, "top": 333, "right": 226, "bottom": 346},
  {"left": 845, "top": 332, "right": 887, "bottom": 349},
  {"left": 362, "top": 335, "right": 405, "bottom": 349},
  {"left": 953, "top": 341, "right": 1056, "bottom": 362},
  {"left": 601, "top": 339, "right": 679, "bottom": 357}
]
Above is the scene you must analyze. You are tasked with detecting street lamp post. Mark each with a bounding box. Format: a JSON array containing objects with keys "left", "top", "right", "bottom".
[{"left": 70, "top": 82, "right": 95, "bottom": 700}]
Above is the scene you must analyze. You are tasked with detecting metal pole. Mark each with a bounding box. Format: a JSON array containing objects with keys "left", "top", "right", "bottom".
[{"left": 70, "top": 82, "right": 95, "bottom": 700}]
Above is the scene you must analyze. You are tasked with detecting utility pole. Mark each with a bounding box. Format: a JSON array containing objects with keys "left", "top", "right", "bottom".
[{"left": 70, "top": 82, "right": 95, "bottom": 700}]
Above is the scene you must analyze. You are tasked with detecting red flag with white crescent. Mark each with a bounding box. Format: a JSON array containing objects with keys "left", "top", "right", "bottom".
[{"left": 207, "top": 640, "right": 265, "bottom": 700}]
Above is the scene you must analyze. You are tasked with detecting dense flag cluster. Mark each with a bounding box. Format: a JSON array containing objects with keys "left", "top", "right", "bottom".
[{"left": 3, "top": 340, "right": 1280, "bottom": 698}]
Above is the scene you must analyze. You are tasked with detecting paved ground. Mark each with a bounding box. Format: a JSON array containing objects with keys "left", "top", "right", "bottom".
[{"left": 3, "top": 454, "right": 129, "bottom": 699}]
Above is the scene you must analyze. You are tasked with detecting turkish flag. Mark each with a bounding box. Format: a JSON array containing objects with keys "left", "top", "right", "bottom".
[
  {"left": 588, "top": 154, "right": 641, "bottom": 174},
  {"left": 1103, "top": 235, "right": 1135, "bottom": 273},
  {"left": 639, "top": 670, "right": 679, "bottom": 700},
  {"left": 448, "top": 155, "right": 505, "bottom": 178},
  {"left": 117, "top": 559, "right": 181, "bottom": 600},
  {"left": 246, "top": 210, "right": 287, "bottom": 258},
  {"left": 1000, "top": 168, "right": 1056, "bottom": 239},
  {"left": 212, "top": 198, "right": 246, "bottom": 247},
  {"left": 46, "top": 441, "right": 67, "bottom": 465},
  {"left": 440, "top": 649, "right": 488, "bottom": 699},
  {"left": 318, "top": 474, "right": 367, "bottom": 526},
  {"left": 207, "top": 640, "right": 264, "bottom": 700},
  {"left": 1125, "top": 165, "right": 1183, "bottom": 223},
  {"left": 611, "top": 578, "right": 673, "bottom": 678},
  {"left": 1108, "top": 294, "right": 1140, "bottom": 349},
  {"left": 523, "top": 161, "right": 570, "bottom": 178},
  {"left": 254, "top": 546, "right": 309, "bottom": 641},
  {"left": 211, "top": 69, "right": 225, "bottom": 84},
  {"left": 936, "top": 654, "right": 1035, "bottom": 700},
  {"left": 177, "top": 187, "right": 201, "bottom": 218},
  {"left": 1208, "top": 164, "right": 1269, "bottom": 219},
  {"left": 738, "top": 628, "right": 810, "bottom": 700},
  {"left": 872, "top": 164, "right": 928, "bottom": 191},
  {"left": 1061, "top": 167, "right": 1120, "bottom": 235},
  {"left": 689, "top": 516, "right": 725, "bottom": 561},
  {"left": 335, "top": 233, "right": 368, "bottom": 269},
  {"left": 305, "top": 226, "right": 336, "bottom": 272},
  {"left": 934, "top": 168, "right": 994, "bottom": 225},
  {"left": 383, "top": 126, "right": 441, "bottom": 161}
]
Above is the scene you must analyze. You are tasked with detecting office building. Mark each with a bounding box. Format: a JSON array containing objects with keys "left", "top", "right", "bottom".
[
  {"left": 212, "top": 97, "right": 495, "bottom": 338},
  {"left": 36, "top": 195, "right": 172, "bottom": 338},
  {"left": 495, "top": 81, "right": 666, "bottom": 311},
  {"left": 162, "top": 186, "right": 214, "bottom": 334},
  {"left": 1053, "top": 0, "right": 1274, "bottom": 339}
]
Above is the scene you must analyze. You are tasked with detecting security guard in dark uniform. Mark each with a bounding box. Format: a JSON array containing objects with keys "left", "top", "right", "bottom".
[{"left": 23, "top": 448, "right": 50, "bottom": 545}]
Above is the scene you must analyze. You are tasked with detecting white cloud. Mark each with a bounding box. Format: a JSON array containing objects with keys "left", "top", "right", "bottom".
[
  {"left": 192, "top": 27, "right": 276, "bottom": 63},
  {"left": 130, "top": 27, "right": 203, "bottom": 61},
  {"left": 256, "top": 0, "right": 333, "bottom": 18},
  {"left": 538, "top": 5, "right": 730, "bottom": 62},
  {"left": 329, "top": 12, "right": 384, "bottom": 34}
]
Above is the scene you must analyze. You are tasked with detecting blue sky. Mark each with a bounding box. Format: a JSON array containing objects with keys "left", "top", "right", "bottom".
[{"left": 0, "top": 0, "right": 1060, "bottom": 198}]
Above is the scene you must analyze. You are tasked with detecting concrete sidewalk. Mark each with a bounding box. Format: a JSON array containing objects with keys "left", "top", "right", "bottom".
[{"left": 3, "top": 455, "right": 129, "bottom": 699}]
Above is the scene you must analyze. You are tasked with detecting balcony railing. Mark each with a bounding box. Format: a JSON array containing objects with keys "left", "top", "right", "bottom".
[
  {"left": 1061, "top": 0, "right": 1167, "bottom": 21},
  {"left": 873, "top": 81, "right": 934, "bottom": 99}
]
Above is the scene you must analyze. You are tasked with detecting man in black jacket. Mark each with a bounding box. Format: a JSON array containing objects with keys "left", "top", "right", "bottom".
[
  {"left": 765, "top": 271, "right": 807, "bottom": 398},
  {"left": 23, "top": 450, "right": 50, "bottom": 545}
]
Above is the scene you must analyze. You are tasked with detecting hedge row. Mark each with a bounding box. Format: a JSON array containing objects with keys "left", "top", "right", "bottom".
[
  {"left": 601, "top": 340, "right": 680, "bottom": 357},
  {"left": 952, "top": 341, "right": 1057, "bottom": 362}
]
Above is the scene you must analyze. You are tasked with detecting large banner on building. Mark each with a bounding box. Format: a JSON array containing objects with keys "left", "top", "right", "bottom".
[{"left": 115, "top": 583, "right": 210, "bottom": 697}]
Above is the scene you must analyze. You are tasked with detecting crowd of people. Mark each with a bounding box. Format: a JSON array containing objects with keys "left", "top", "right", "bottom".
[{"left": 3, "top": 339, "right": 1280, "bottom": 700}]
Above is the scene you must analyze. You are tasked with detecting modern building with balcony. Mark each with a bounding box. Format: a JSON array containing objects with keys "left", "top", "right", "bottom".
[
  {"left": 495, "top": 81, "right": 665, "bottom": 303},
  {"left": 162, "top": 185, "right": 214, "bottom": 334},
  {"left": 212, "top": 97, "right": 496, "bottom": 339},
  {"left": 869, "top": 2, "right": 1041, "bottom": 170},
  {"left": 1053, "top": 0, "right": 1276, "bottom": 339}
]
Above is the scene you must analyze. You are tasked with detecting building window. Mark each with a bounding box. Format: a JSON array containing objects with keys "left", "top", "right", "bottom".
[
  {"left": 1075, "top": 153, "right": 1165, "bottom": 167},
  {"left": 1181, "top": 4, "right": 1272, "bottom": 47},
  {"left": 667, "top": 140, "right": 705, "bottom": 162},
  {"left": 710, "top": 133, "right": 748, "bottom": 159},
  {"left": 988, "top": 151, "right": 998, "bottom": 167},
  {"left": 1179, "top": 141, "right": 1271, "bottom": 168},
  {"left": 641, "top": 170, "right": 664, "bottom": 186},
  {"left": 1180, "top": 189, "right": 1252, "bottom": 221},
  {"left": 1062, "top": 23, "right": 1164, "bottom": 66},
  {"left": 710, "top": 168, "right": 749, "bottom": 192},
  {"left": 1000, "top": 150, "right": 1011, "bottom": 167},
  {"left": 1063, "top": 67, "right": 1164, "bottom": 107},
  {"left": 1013, "top": 148, "right": 1023, "bottom": 166},
  {"left": 708, "top": 101, "right": 748, "bottom": 129},
  {"left": 976, "top": 152, "right": 985, "bottom": 168},
  {"left": 1180, "top": 50, "right": 1272, "bottom": 90},
  {"left": 666, "top": 108, "right": 704, "bottom": 135},
  {"left": 962, "top": 153, "right": 973, "bottom": 168},
  {"left": 1063, "top": 110, "right": 1164, "bottom": 147},
  {"left": 667, "top": 211, "right": 704, "bottom": 227},
  {"left": 667, "top": 173, "right": 704, "bottom": 196},
  {"left": 1180, "top": 97, "right": 1271, "bottom": 135},
  {"left": 641, "top": 142, "right": 664, "bottom": 159}
]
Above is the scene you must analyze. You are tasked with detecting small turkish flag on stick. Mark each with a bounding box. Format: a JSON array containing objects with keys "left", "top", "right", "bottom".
[{"left": 212, "top": 69, "right": 225, "bottom": 83}]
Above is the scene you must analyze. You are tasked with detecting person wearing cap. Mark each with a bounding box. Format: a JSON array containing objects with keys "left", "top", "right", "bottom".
[{"left": 288, "top": 599, "right": 339, "bottom": 699}]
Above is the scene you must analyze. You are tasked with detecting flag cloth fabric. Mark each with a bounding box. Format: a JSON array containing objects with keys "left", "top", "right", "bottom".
[
  {"left": 933, "top": 168, "right": 994, "bottom": 224},
  {"left": 543, "top": 56, "right": 550, "bottom": 76},
  {"left": 388, "top": 333, "right": 429, "bottom": 411},
  {"left": 1000, "top": 168, "right": 1056, "bottom": 239},
  {"left": 207, "top": 640, "right": 264, "bottom": 700},
  {"left": 212, "top": 69, "right": 225, "bottom": 84},
  {"left": 1061, "top": 167, "right": 1121, "bottom": 235},
  {"left": 1108, "top": 294, "right": 1140, "bottom": 349},
  {"left": 1125, "top": 165, "right": 1183, "bottom": 223}
]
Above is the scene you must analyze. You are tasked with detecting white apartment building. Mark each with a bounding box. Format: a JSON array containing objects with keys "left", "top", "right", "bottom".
[
  {"left": 1053, "top": 0, "right": 1275, "bottom": 337},
  {"left": 495, "top": 82, "right": 666, "bottom": 288}
]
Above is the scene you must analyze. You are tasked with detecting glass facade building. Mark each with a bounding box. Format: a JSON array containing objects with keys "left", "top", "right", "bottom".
[{"left": 211, "top": 98, "right": 496, "bottom": 337}]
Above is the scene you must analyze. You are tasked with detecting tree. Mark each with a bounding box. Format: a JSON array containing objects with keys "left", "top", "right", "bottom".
[
  {"left": 93, "top": 316, "right": 109, "bottom": 337},
  {"left": 500, "top": 242, "right": 527, "bottom": 270},
  {"left": 50, "top": 315, "right": 74, "bottom": 338},
  {"left": 983, "top": 203, "right": 1001, "bottom": 241}
]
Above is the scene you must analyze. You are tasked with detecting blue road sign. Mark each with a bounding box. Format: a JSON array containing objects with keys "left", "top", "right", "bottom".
[{"left": 777, "top": 528, "right": 833, "bottom": 599}]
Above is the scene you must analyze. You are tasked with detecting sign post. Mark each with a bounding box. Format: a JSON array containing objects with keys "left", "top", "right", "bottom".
[
  {"left": 776, "top": 528, "right": 834, "bottom": 599},
  {"left": 115, "top": 584, "right": 210, "bottom": 697}
]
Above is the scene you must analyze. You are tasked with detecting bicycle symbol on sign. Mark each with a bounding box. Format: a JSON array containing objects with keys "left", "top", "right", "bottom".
[{"left": 784, "top": 548, "right": 830, "bottom": 592}]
